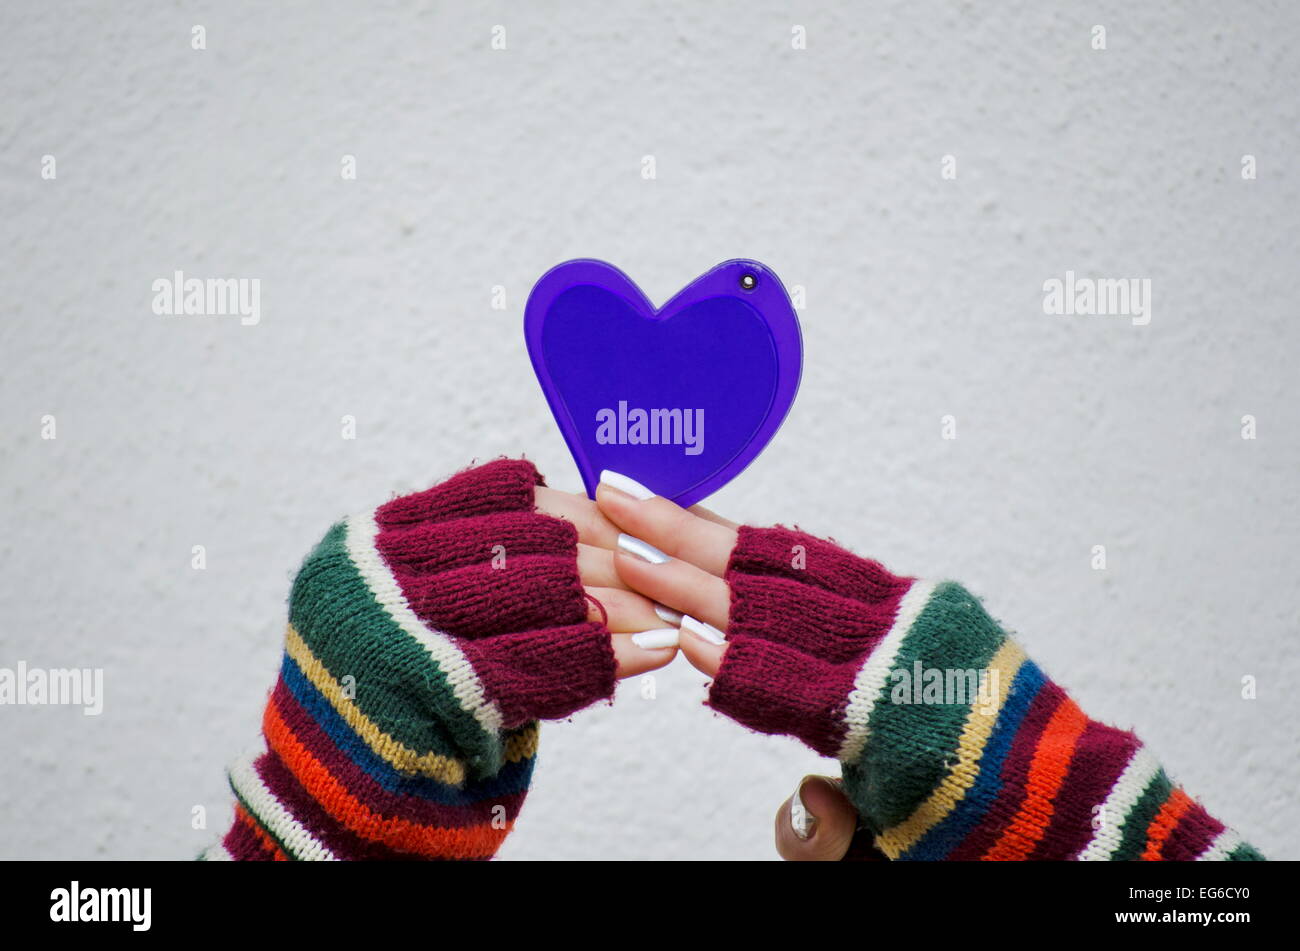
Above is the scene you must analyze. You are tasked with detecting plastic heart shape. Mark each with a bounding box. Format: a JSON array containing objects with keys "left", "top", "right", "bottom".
[{"left": 524, "top": 259, "right": 802, "bottom": 507}]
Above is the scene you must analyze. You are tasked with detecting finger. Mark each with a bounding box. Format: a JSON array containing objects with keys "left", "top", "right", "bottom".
[
  {"left": 611, "top": 540, "right": 731, "bottom": 631},
  {"left": 611, "top": 632, "right": 678, "bottom": 680},
  {"left": 775, "top": 776, "right": 858, "bottom": 861},
  {"left": 675, "top": 613, "right": 726, "bottom": 678},
  {"left": 576, "top": 544, "right": 628, "bottom": 590},
  {"left": 583, "top": 585, "right": 665, "bottom": 633},
  {"left": 595, "top": 473, "right": 737, "bottom": 576},
  {"left": 535, "top": 486, "right": 621, "bottom": 548},
  {"left": 687, "top": 502, "right": 739, "bottom": 530}
]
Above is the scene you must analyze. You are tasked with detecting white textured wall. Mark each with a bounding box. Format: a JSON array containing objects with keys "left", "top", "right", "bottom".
[{"left": 1, "top": 0, "right": 1296, "bottom": 860}]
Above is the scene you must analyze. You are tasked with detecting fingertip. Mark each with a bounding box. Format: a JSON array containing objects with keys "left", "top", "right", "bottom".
[
  {"left": 798, "top": 775, "right": 855, "bottom": 826},
  {"left": 676, "top": 620, "right": 725, "bottom": 678},
  {"left": 609, "top": 543, "right": 657, "bottom": 588},
  {"left": 687, "top": 502, "right": 740, "bottom": 530},
  {"left": 775, "top": 775, "right": 857, "bottom": 862},
  {"left": 611, "top": 634, "right": 680, "bottom": 680},
  {"left": 594, "top": 481, "right": 637, "bottom": 521}
]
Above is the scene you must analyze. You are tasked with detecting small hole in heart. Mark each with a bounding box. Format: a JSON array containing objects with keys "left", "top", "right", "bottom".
[{"left": 739, "top": 272, "right": 757, "bottom": 291}]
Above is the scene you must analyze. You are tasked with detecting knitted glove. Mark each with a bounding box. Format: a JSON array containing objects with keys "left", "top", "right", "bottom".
[
  {"left": 199, "top": 458, "right": 616, "bottom": 860},
  {"left": 710, "top": 526, "right": 1265, "bottom": 861}
]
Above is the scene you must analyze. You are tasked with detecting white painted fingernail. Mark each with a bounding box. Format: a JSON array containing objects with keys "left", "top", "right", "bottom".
[
  {"left": 654, "top": 602, "right": 684, "bottom": 625},
  {"left": 631, "top": 628, "right": 679, "bottom": 650},
  {"left": 617, "top": 533, "right": 670, "bottom": 564},
  {"left": 599, "top": 469, "right": 656, "bottom": 501},
  {"left": 681, "top": 614, "right": 726, "bottom": 645},
  {"left": 791, "top": 777, "right": 816, "bottom": 840}
]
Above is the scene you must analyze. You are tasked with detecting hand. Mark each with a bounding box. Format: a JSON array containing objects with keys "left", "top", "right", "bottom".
[
  {"left": 584, "top": 472, "right": 740, "bottom": 678},
  {"left": 545, "top": 470, "right": 906, "bottom": 861},
  {"left": 587, "top": 471, "right": 897, "bottom": 861},
  {"left": 777, "top": 775, "right": 858, "bottom": 860}
]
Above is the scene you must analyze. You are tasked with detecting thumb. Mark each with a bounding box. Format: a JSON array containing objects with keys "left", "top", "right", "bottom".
[{"left": 775, "top": 775, "right": 859, "bottom": 861}]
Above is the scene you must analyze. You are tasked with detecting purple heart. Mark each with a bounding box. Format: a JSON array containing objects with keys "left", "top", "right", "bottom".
[{"left": 524, "top": 259, "right": 802, "bottom": 507}]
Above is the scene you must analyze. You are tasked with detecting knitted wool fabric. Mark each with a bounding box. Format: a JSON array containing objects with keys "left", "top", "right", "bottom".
[
  {"left": 711, "top": 525, "right": 1265, "bottom": 861},
  {"left": 198, "top": 458, "right": 616, "bottom": 860}
]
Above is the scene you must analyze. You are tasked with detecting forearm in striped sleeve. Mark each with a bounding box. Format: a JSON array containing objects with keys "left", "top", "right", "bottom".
[
  {"left": 199, "top": 459, "right": 616, "bottom": 860},
  {"left": 708, "top": 525, "right": 1265, "bottom": 861}
]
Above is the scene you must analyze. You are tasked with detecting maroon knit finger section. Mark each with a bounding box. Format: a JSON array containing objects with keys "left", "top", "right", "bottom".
[
  {"left": 462, "top": 625, "right": 617, "bottom": 727},
  {"left": 375, "top": 458, "right": 543, "bottom": 529},
  {"left": 379, "top": 511, "right": 577, "bottom": 576},
  {"left": 728, "top": 525, "right": 914, "bottom": 604},
  {"left": 707, "top": 637, "right": 858, "bottom": 757},
  {"left": 726, "top": 573, "right": 907, "bottom": 663},
  {"left": 395, "top": 556, "right": 591, "bottom": 640}
]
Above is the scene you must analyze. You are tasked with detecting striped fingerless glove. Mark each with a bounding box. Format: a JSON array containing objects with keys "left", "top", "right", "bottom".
[
  {"left": 200, "top": 458, "right": 616, "bottom": 860},
  {"left": 709, "top": 525, "right": 1265, "bottom": 861}
]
